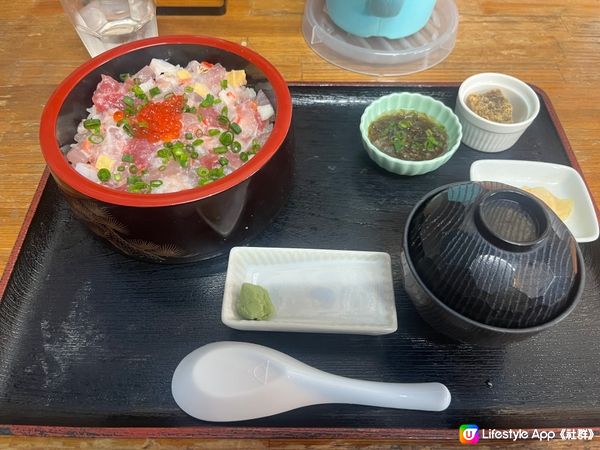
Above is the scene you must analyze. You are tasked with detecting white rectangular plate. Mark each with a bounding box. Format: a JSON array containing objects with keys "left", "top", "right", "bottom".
[
  {"left": 470, "top": 159, "right": 599, "bottom": 243},
  {"left": 221, "top": 247, "right": 397, "bottom": 335}
]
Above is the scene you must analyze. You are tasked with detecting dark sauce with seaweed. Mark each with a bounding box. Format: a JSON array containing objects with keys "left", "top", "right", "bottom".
[{"left": 368, "top": 110, "right": 448, "bottom": 161}]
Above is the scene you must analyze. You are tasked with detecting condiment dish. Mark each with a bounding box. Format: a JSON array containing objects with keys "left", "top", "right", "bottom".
[
  {"left": 470, "top": 160, "right": 599, "bottom": 242},
  {"left": 360, "top": 92, "right": 462, "bottom": 176},
  {"left": 221, "top": 247, "right": 397, "bottom": 335},
  {"left": 455, "top": 72, "right": 540, "bottom": 152}
]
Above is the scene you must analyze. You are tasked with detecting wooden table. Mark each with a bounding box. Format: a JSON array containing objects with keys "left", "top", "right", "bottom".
[{"left": 1, "top": 0, "right": 599, "bottom": 448}]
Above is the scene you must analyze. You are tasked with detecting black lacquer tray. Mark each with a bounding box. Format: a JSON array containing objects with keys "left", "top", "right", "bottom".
[{"left": 1, "top": 84, "right": 599, "bottom": 439}]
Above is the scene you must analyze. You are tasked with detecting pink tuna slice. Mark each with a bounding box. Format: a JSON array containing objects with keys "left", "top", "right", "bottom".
[
  {"left": 92, "top": 75, "right": 127, "bottom": 112},
  {"left": 125, "top": 138, "right": 159, "bottom": 168},
  {"left": 200, "top": 107, "right": 220, "bottom": 128},
  {"left": 235, "top": 100, "right": 264, "bottom": 139},
  {"left": 227, "top": 153, "right": 243, "bottom": 170},
  {"left": 66, "top": 146, "right": 91, "bottom": 165},
  {"left": 200, "top": 153, "right": 219, "bottom": 169},
  {"left": 199, "top": 64, "right": 227, "bottom": 92}
]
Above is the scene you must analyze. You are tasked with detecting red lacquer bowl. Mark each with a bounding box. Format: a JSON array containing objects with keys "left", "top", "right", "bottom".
[{"left": 40, "top": 35, "right": 293, "bottom": 263}]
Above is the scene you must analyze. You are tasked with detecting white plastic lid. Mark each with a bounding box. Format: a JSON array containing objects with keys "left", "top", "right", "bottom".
[{"left": 302, "top": 0, "right": 459, "bottom": 76}]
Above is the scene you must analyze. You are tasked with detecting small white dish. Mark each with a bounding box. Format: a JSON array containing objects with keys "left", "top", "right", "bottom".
[
  {"left": 455, "top": 73, "right": 540, "bottom": 152},
  {"left": 222, "top": 247, "right": 398, "bottom": 335},
  {"left": 470, "top": 159, "right": 599, "bottom": 242}
]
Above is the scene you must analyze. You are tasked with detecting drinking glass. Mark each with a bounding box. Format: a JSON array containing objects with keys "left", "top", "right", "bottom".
[{"left": 60, "top": 0, "right": 158, "bottom": 57}]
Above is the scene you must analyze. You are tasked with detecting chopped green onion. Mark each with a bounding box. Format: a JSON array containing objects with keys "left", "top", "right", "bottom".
[
  {"left": 97, "top": 168, "right": 111, "bottom": 182},
  {"left": 219, "top": 131, "right": 234, "bottom": 146},
  {"left": 164, "top": 92, "right": 174, "bottom": 99},
  {"left": 129, "top": 165, "right": 138, "bottom": 174},
  {"left": 190, "top": 151, "right": 199, "bottom": 159},
  {"left": 117, "top": 165, "right": 125, "bottom": 172},
  {"left": 127, "top": 175, "right": 142, "bottom": 185},
  {"left": 251, "top": 140, "right": 261, "bottom": 153},
  {"left": 183, "top": 105, "right": 197, "bottom": 113},
  {"left": 185, "top": 132, "right": 193, "bottom": 140},
  {"left": 229, "top": 122, "right": 242, "bottom": 134},
  {"left": 122, "top": 154, "right": 134, "bottom": 163},
  {"left": 219, "top": 157, "right": 229, "bottom": 166},
  {"left": 165, "top": 141, "right": 174, "bottom": 148},
  {"left": 173, "top": 148, "right": 189, "bottom": 167},
  {"left": 208, "top": 129, "right": 220, "bottom": 136},
  {"left": 220, "top": 79, "right": 228, "bottom": 89},
  {"left": 128, "top": 181, "right": 148, "bottom": 192},
  {"left": 200, "top": 94, "right": 215, "bottom": 108},
  {"left": 231, "top": 141, "right": 242, "bottom": 153},
  {"left": 149, "top": 86, "right": 161, "bottom": 97},
  {"left": 122, "top": 96, "right": 135, "bottom": 107},
  {"left": 184, "top": 85, "right": 194, "bottom": 93},
  {"left": 213, "top": 98, "right": 222, "bottom": 104},
  {"left": 192, "top": 138, "right": 204, "bottom": 147},
  {"left": 150, "top": 180, "right": 163, "bottom": 187},
  {"left": 137, "top": 120, "right": 148, "bottom": 128},
  {"left": 119, "top": 73, "right": 130, "bottom": 81},
  {"left": 158, "top": 165, "right": 167, "bottom": 172},
  {"left": 239, "top": 151, "right": 249, "bottom": 162},
  {"left": 133, "top": 77, "right": 141, "bottom": 85},
  {"left": 156, "top": 148, "right": 169, "bottom": 158},
  {"left": 83, "top": 118, "right": 101, "bottom": 131},
  {"left": 88, "top": 134, "right": 104, "bottom": 144},
  {"left": 221, "top": 106, "right": 228, "bottom": 116},
  {"left": 196, "top": 167, "right": 210, "bottom": 177},
  {"left": 218, "top": 115, "right": 230, "bottom": 127},
  {"left": 213, "top": 146, "right": 228, "bottom": 154},
  {"left": 197, "top": 114, "right": 204, "bottom": 123},
  {"left": 132, "top": 85, "right": 146, "bottom": 100},
  {"left": 113, "top": 173, "right": 122, "bottom": 182},
  {"left": 209, "top": 167, "right": 224, "bottom": 179},
  {"left": 122, "top": 123, "right": 134, "bottom": 137}
]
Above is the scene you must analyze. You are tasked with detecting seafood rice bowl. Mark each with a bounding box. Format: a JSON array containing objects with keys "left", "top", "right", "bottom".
[{"left": 39, "top": 36, "right": 293, "bottom": 263}]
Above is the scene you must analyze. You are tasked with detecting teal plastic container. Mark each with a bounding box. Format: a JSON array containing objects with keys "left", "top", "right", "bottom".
[{"left": 326, "top": 0, "right": 437, "bottom": 39}]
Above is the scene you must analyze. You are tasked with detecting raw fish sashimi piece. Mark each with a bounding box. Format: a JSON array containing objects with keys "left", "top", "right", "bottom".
[{"left": 92, "top": 75, "right": 126, "bottom": 112}]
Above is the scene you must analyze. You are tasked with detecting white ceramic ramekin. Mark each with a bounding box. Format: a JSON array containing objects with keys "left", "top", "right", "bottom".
[{"left": 455, "top": 73, "right": 540, "bottom": 152}]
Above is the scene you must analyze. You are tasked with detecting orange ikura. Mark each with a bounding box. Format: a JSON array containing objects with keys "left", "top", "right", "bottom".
[{"left": 134, "top": 95, "right": 184, "bottom": 142}]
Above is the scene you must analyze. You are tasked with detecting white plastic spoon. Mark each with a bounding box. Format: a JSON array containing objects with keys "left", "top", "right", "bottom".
[{"left": 171, "top": 341, "right": 451, "bottom": 422}]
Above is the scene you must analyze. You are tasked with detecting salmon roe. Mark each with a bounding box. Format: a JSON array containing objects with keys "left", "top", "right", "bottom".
[
  {"left": 113, "top": 110, "right": 124, "bottom": 122},
  {"left": 134, "top": 95, "right": 184, "bottom": 142}
]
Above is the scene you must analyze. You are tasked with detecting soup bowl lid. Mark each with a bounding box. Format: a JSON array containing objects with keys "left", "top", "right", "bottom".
[{"left": 404, "top": 181, "right": 583, "bottom": 329}]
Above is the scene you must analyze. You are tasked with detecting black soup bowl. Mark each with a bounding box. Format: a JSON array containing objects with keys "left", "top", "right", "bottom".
[
  {"left": 401, "top": 181, "right": 585, "bottom": 345},
  {"left": 39, "top": 35, "right": 293, "bottom": 263}
]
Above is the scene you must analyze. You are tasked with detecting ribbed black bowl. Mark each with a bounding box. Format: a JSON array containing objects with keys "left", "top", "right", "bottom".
[{"left": 402, "top": 181, "right": 585, "bottom": 345}]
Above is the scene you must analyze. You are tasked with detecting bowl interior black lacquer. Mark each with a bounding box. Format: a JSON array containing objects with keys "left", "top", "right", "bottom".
[{"left": 405, "top": 181, "right": 584, "bottom": 331}]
